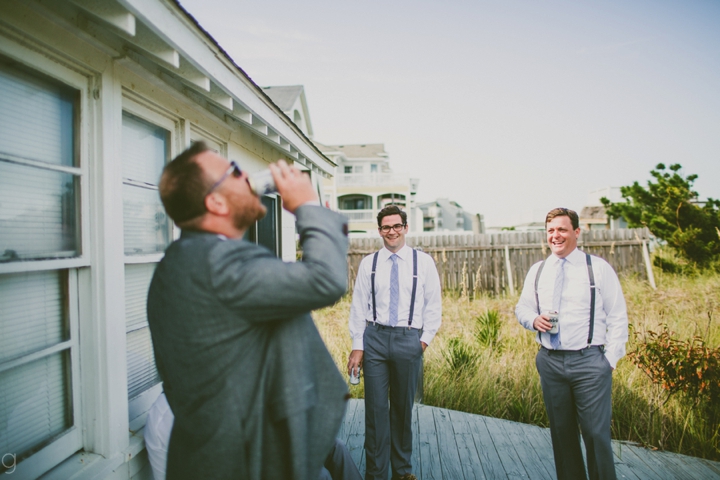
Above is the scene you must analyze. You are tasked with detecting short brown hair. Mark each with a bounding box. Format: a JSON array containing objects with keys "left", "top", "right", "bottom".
[
  {"left": 545, "top": 208, "right": 579, "bottom": 230},
  {"left": 377, "top": 205, "right": 407, "bottom": 227},
  {"left": 159, "top": 141, "right": 212, "bottom": 225}
]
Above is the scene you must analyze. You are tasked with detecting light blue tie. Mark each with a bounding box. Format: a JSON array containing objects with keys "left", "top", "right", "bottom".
[
  {"left": 389, "top": 254, "right": 399, "bottom": 326},
  {"left": 551, "top": 258, "right": 566, "bottom": 349}
]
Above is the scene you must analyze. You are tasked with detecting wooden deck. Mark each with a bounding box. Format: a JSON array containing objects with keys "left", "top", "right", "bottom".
[{"left": 338, "top": 399, "right": 720, "bottom": 479}]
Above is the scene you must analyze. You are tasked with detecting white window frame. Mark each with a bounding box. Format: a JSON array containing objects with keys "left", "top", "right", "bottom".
[
  {"left": 0, "top": 40, "right": 90, "bottom": 479},
  {"left": 121, "top": 95, "right": 179, "bottom": 426},
  {"left": 190, "top": 124, "right": 227, "bottom": 158}
]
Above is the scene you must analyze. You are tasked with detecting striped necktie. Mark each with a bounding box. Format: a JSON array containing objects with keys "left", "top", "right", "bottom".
[
  {"left": 389, "top": 254, "right": 399, "bottom": 326},
  {"left": 550, "top": 258, "right": 566, "bottom": 349}
]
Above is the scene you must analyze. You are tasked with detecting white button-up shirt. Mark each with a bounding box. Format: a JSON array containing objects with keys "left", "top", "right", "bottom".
[
  {"left": 349, "top": 244, "right": 442, "bottom": 350},
  {"left": 515, "top": 247, "right": 629, "bottom": 368}
]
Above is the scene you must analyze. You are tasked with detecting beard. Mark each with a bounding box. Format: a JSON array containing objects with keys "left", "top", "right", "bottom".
[{"left": 232, "top": 197, "right": 267, "bottom": 231}]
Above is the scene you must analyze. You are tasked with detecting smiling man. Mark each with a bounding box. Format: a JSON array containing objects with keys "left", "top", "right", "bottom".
[
  {"left": 515, "top": 208, "right": 628, "bottom": 480},
  {"left": 347, "top": 205, "right": 441, "bottom": 480}
]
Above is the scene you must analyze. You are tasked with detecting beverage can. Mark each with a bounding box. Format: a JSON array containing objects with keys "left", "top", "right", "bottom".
[
  {"left": 247, "top": 169, "right": 277, "bottom": 196},
  {"left": 547, "top": 310, "right": 559, "bottom": 334}
]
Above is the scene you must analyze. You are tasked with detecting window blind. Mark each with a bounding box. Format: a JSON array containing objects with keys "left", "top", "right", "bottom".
[
  {"left": 121, "top": 113, "right": 168, "bottom": 410},
  {"left": 125, "top": 264, "right": 160, "bottom": 400},
  {"left": 122, "top": 184, "right": 169, "bottom": 255},
  {"left": 0, "top": 61, "right": 75, "bottom": 167},
  {"left": 121, "top": 113, "right": 167, "bottom": 185},
  {"left": 0, "top": 161, "right": 78, "bottom": 262},
  {"left": 0, "top": 61, "right": 77, "bottom": 471},
  {"left": 0, "top": 271, "right": 67, "bottom": 363},
  {"left": 0, "top": 270, "right": 71, "bottom": 462},
  {"left": 0, "top": 353, "right": 70, "bottom": 462}
]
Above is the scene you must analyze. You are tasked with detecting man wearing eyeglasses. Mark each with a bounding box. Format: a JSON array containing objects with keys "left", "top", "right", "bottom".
[
  {"left": 347, "top": 205, "right": 442, "bottom": 480},
  {"left": 147, "top": 142, "right": 351, "bottom": 480}
]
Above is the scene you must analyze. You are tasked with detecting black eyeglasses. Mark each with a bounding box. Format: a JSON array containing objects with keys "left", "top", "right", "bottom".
[
  {"left": 379, "top": 223, "right": 406, "bottom": 233},
  {"left": 206, "top": 161, "right": 242, "bottom": 196}
]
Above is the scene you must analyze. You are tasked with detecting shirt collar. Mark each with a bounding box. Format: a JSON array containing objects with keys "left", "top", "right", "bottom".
[
  {"left": 380, "top": 244, "right": 411, "bottom": 261},
  {"left": 549, "top": 247, "right": 583, "bottom": 265}
]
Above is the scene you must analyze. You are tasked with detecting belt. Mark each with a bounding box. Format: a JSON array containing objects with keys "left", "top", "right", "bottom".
[
  {"left": 366, "top": 320, "right": 419, "bottom": 331},
  {"left": 541, "top": 345, "right": 604, "bottom": 355}
]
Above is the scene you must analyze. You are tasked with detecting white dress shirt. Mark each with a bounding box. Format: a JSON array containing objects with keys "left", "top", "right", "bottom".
[
  {"left": 515, "top": 247, "right": 629, "bottom": 368},
  {"left": 349, "top": 244, "right": 442, "bottom": 350},
  {"left": 144, "top": 392, "right": 173, "bottom": 480}
]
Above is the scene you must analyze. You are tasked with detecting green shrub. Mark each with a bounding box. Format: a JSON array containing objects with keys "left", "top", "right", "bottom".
[
  {"left": 475, "top": 309, "right": 503, "bottom": 352},
  {"left": 443, "top": 337, "right": 479, "bottom": 374}
]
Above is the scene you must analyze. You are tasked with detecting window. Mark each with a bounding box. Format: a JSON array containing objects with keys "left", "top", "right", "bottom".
[
  {"left": 377, "top": 193, "right": 406, "bottom": 209},
  {"left": 0, "top": 58, "right": 83, "bottom": 476},
  {"left": 121, "top": 112, "right": 170, "bottom": 420},
  {"left": 339, "top": 194, "right": 372, "bottom": 210},
  {"left": 245, "top": 195, "right": 282, "bottom": 257}
]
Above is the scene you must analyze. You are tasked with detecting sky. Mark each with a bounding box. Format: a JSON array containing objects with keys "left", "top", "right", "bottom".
[{"left": 178, "top": 0, "right": 720, "bottom": 227}]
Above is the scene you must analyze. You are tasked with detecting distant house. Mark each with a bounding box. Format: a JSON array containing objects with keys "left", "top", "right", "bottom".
[
  {"left": 317, "top": 143, "right": 420, "bottom": 233},
  {"left": 262, "top": 85, "right": 314, "bottom": 139},
  {"left": 0, "top": 0, "right": 335, "bottom": 478},
  {"left": 580, "top": 187, "right": 628, "bottom": 231},
  {"left": 417, "top": 198, "right": 485, "bottom": 233}
]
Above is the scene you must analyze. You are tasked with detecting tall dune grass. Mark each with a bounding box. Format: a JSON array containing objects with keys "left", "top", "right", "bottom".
[{"left": 313, "top": 268, "right": 720, "bottom": 460}]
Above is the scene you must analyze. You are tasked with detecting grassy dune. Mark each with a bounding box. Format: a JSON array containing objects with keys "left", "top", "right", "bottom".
[{"left": 313, "top": 267, "right": 720, "bottom": 460}]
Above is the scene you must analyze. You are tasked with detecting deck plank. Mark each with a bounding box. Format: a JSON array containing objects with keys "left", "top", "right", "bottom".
[
  {"left": 433, "top": 408, "right": 465, "bottom": 479},
  {"left": 617, "top": 444, "right": 676, "bottom": 480},
  {"left": 340, "top": 399, "right": 719, "bottom": 480},
  {"left": 448, "top": 410, "right": 487, "bottom": 480},
  {"left": 412, "top": 405, "right": 421, "bottom": 478},
  {"left": 700, "top": 458, "right": 720, "bottom": 476},
  {"left": 346, "top": 400, "right": 366, "bottom": 475},
  {"left": 482, "top": 415, "right": 532, "bottom": 478},
  {"left": 466, "top": 413, "right": 508, "bottom": 480},
  {"left": 338, "top": 399, "right": 358, "bottom": 443},
  {"left": 610, "top": 442, "right": 642, "bottom": 480},
  {"left": 506, "top": 423, "right": 555, "bottom": 480},
  {"left": 652, "top": 449, "right": 719, "bottom": 480},
  {"left": 417, "top": 405, "right": 443, "bottom": 480}
]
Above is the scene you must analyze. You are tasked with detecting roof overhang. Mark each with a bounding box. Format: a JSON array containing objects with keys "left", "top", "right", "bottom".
[{"left": 63, "top": 0, "right": 335, "bottom": 176}]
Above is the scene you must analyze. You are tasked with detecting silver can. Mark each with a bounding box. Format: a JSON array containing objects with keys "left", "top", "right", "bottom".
[
  {"left": 349, "top": 367, "right": 360, "bottom": 385},
  {"left": 547, "top": 310, "right": 559, "bottom": 334},
  {"left": 247, "top": 169, "right": 277, "bottom": 196}
]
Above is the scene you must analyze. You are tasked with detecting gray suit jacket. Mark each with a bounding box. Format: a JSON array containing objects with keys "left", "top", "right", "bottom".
[{"left": 147, "top": 205, "right": 349, "bottom": 479}]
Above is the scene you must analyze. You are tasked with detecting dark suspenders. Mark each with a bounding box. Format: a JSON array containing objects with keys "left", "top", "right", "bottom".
[
  {"left": 370, "top": 249, "right": 418, "bottom": 326},
  {"left": 534, "top": 253, "right": 596, "bottom": 346}
]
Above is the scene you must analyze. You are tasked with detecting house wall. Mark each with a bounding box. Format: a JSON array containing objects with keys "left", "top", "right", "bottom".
[{"left": 0, "top": 1, "right": 310, "bottom": 477}]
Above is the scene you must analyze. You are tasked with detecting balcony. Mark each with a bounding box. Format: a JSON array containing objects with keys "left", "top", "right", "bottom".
[
  {"left": 339, "top": 209, "right": 375, "bottom": 222},
  {"left": 337, "top": 173, "right": 411, "bottom": 188}
]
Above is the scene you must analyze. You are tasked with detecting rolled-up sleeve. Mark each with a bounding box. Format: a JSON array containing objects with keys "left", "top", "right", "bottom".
[
  {"left": 515, "top": 261, "right": 543, "bottom": 331},
  {"left": 349, "top": 256, "right": 371, "bottom": 351},
  {"left": 599, "top": 262, "right": 629, "bottom": 369},
  {"left": 419, "top": 256, "right": 442, "bottom": 346}
]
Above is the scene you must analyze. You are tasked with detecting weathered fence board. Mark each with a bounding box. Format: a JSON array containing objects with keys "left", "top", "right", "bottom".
[{"left": 347, "top": 228, "right": 651, "bottom": 296}]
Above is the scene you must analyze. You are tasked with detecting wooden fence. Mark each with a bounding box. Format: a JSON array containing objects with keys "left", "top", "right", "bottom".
[{"left": 347, "top": 228, "right": 654, "bottom": 296}]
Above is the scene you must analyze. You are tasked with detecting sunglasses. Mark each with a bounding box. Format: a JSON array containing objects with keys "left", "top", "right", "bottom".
[
  {"left": 379, "top": 223, "right": 406, "bottom": 233},
  {"left": 205, "top": 161, "right": 242, "bottom": 196}
]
